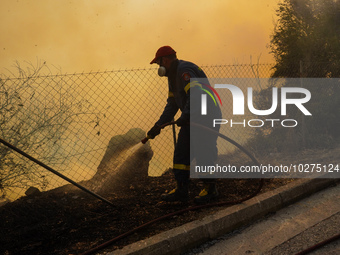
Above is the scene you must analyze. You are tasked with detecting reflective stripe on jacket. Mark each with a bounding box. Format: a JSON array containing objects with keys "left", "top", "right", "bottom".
[{"left": 156, "top": 60, "right": 208, "bottom": 126}]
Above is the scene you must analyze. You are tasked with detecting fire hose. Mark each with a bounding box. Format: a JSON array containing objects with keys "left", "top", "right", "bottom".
[
  {"left": 140, "top": 122, "right": 340, "bottom": 255},
  {"left": 80, "top": 121, "right": 265, "bottom": 255},
  {"left": 0, "top": 137, "right": 115, "bottom": 207},
  {"left": 142, "top": 121, "right": 261, "bottom": 166},
  {"left": 1, "top": 122, "right": 336, "bottom": 255}
]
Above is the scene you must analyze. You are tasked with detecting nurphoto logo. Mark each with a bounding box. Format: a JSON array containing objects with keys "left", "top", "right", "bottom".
[{"left": 199, "top": 82, "right": 312, "bottom": 128}]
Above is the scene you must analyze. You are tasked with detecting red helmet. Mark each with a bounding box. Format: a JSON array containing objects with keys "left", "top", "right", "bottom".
[{"left": 150, "top": 46, "right": 176, "bottom": 64}]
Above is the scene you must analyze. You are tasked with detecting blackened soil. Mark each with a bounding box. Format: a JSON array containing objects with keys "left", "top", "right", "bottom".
[{"left": 0, "top": 171, "right": 292, "bottom": 255}]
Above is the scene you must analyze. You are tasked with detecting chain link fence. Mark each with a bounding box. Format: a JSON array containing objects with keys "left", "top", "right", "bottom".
[
  {"left": 0, "top": 63, "right": 275, "bottom": 202},
  {"left": 2, "top": 61, "right": 340, "bottom": 255}
]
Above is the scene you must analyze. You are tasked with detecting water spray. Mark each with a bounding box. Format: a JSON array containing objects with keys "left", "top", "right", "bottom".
[{"left": 81, "top": 121, "right": 264, "bottom": 255}]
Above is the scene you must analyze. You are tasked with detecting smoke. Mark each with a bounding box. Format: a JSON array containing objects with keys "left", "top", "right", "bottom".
[{"left": 1, "top": 0, "right": 278, "bottom": 74}]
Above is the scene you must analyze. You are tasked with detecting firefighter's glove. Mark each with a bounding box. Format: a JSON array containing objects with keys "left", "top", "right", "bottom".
[
  {"left": 176, "top": 117, "right": 188, "bottom": 127},
  {"left": 147, "top": 124, "right": 161, "bottom": 139}
]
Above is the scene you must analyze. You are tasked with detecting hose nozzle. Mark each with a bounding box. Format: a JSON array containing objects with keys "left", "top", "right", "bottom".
[{"left": 141, "top": 137, "right": 149, "bottom": 144}]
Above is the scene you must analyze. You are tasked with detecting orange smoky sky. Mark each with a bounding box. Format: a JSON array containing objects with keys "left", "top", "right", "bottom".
[{"left": 1, "top": 0, "right": 279, "bottom": 74}]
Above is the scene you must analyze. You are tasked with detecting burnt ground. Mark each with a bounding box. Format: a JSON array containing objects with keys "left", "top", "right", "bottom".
[
  {"left": 1, "top": 147, "right": 338, "bottom": 255},
  {"left": 0, "top": 172, "right": 291, "bottom": 255}
]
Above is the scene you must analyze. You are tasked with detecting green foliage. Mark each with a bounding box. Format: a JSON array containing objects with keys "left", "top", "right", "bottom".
[
  {"left": 247, "top": 0, "right": 340, "bottom": 154},
  {"left": 270, "top": 0, "right": 340, "bottom": 77}
]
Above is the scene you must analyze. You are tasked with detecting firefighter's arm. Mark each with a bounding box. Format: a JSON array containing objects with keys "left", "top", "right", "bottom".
[
  {"left": 155, "top": 94, "right": 179, "bottom": 126},
  {"left": 146, "top": 95, "right": 178, "bottom": 140}
]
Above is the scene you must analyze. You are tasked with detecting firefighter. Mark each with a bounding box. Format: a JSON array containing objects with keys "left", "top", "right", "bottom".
[{"left": 147, "top": 46, "right": 221, "bottom": 204}]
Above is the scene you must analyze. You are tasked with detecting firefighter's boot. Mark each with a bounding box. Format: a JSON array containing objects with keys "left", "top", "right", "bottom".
[
  {"left": 194, "top": 182, "right": 219, "bottom": 204},
  {"left": 161, "top": 182, "right": 189, "bottom": 202}
]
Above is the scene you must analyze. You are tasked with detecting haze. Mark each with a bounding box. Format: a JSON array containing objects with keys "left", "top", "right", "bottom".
[{"left": 1, "top": 0, "right": 278, "bottom": 74}]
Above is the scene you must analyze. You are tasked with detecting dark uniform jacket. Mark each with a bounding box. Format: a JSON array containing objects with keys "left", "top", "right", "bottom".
[{"left": 156, "top": 59, "right": 220, "bottom": 126}]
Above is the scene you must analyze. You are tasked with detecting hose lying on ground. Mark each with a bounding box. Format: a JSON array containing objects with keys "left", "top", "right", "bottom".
[
  {"left": 80, "top": 121, "right": 264, "bottom": 255},
  {"left": 0, "top": 137, "right": 115, "bottom": 208}
]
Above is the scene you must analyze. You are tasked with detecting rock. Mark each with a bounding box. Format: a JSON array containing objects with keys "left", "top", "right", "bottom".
[
  {"left": 41, "top": 128, "right": 153, "bottom": 197},
  {"left": 85, "top": 128, "right": 153, "bottom": 194},
  {"left": 25, "top": 186, "right": 41, "bottom": 197},
  {"left": 96, "top": 128, "right": 146, "bottom": 172}
]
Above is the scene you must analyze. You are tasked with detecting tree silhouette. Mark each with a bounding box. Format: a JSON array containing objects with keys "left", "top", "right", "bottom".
[
  {"left": 270, "top": 0, "right": 340, "bottom": 77},
  {"left": 246, "top": 0, "right": 340, "bottom": 153}
]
